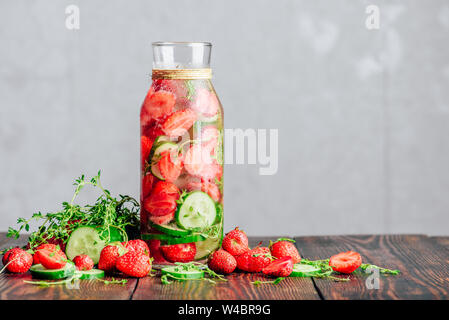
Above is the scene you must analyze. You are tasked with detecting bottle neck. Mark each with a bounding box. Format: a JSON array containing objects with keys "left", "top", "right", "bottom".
[{"left": 152, "top": 42, "right": 211, "bottom": 70}]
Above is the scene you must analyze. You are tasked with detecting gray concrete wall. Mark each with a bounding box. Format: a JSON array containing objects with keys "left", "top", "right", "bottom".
[{"left": 0, "top": 0, "right": 448, "bottom": 236}]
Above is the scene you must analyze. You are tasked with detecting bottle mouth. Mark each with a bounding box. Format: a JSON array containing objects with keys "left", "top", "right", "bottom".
[
  {"left": 152, "top": 42, "right": 212, "bottom": 69},
  {"left": 152, "top": 41, "right": 212, "bottom": 47}
]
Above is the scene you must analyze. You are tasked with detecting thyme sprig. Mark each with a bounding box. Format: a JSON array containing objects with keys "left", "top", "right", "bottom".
[
  {"left": 6, "top": 171, "right": 139, "bottom": 250},
  {"left": 252, "top": 277, "right": 285, "bottom": 286}
]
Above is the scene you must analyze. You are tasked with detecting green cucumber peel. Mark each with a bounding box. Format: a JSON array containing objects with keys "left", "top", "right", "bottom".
[
  {"left": 24, "top": 273, "right": 82, "bottom": 287},
  {"left": 161, "top": 262, "right": 227, "bottom": 285}
]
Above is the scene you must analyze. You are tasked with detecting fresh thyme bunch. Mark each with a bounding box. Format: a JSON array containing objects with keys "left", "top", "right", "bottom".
[{"left": 6, "top": 171, "right": 139, "bottom": 250}]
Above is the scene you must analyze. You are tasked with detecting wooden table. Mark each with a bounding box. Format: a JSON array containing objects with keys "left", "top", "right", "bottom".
[{"left": 1, "top": 233, "right": 448, "bottom": 300}]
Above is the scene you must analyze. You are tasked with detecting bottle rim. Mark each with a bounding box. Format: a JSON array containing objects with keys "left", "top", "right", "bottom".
[{"left": 152, "top": 41, "right": 212, "bottom": 47}]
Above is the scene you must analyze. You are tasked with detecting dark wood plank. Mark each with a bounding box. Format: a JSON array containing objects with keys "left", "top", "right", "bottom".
[
  {"left": 133, "top": 237, "right": 320, "bottom": 300},
  {"left": 430, "top": 237, "right": 449, "bottom": 252},
  {"left": 0, "top": 273, "right": 138, "bottom": 300},
  {"left": 295, "top": 235, "right": 449, "bottom": 300},
  {"left": 0, "top": 232, "right": 138, "bottom": 300}
]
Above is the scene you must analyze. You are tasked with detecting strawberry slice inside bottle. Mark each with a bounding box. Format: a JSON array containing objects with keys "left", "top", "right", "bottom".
[
  {"left": 186, "top": 180, "right": 221, "bottom": 202},
  {"left": 161, "top": 109, "right": 197, "bottom": 137},
  {"left": 158, "top": 150, "right": 184, "bottom": 182},
  {"left": 141, "top": 173, "right": 154, "bottom": 199},
  {"left": 141, "top": 136, "right": 153, "bottom": 170},
  {"left": 191, "top": 88, "right": 219, "bottom": 117},
  {"left": 144, "top": 192, "right": 177, "bottom": 217},
  {"left": 141, "top": 90, "right": 176, "bottom": 122},
  {"left": 152, "top": 181, "right": 180, "bottom": 199}
]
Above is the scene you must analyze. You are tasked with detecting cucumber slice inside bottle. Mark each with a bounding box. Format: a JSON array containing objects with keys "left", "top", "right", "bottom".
[
  {"left": 30, "top": 263, "right": 76, "bottom": 280},
  {"left": 141, "top": 233, "right": 206, "bottom": 244},
  {"left": 289, "top": 264, "right": 322, "bottom": 277},
  {"left": 198, "top": 113, "right": 219, "bottom": 123},
  {"left": 154, "top": 136, "right": 172, "bottom": 146},
  {"left": 194, "top": 237, "right": 221, "bottom": 260},
  {"left": 161, "top": 266, "right": 204, "bottom": 280},
  {"left": 151, "top": 223, "right": 192, "bottom": 237},
  {"left": 66, "top": 226, "right": 123, "bottom": 264},
  {"left": 150, "top": 142, "right": 179, "bottom": 180},
  {"left": 176, "top": 191, "right": 217, "bottom": 230},
  {"left": 75, "top": 269, "right": 105, "bottom": 280}
]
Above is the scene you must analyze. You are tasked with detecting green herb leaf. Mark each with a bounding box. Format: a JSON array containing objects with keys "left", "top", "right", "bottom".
[{"left": 252, "top": 277, "right": 285, "bottom": 286}]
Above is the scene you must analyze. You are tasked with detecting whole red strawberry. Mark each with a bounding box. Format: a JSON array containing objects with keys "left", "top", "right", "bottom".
[
  {"left": 73, "top": 254, "right": 94, "bottom": 271},
  {"left": 122, "top": 240, "right": 150, "bottom": 256},
  {"left": 160, "top": 243, "right": 196, "bottom": 263},
  {"left": 2, "top": 247, "right": 21, "bottom": 265},
  {"left": 33, "top": 243, "right": 65, "bottom": 265},
  {"left": 236, "top": 247, "right": 271, "bottom": 273},
  {"left": 3, "top": 248, "right": 33, "bottom": 273},
  {"left": 269, "top": 239, "right": 301, "bottom": 264},
  {"left": 222, "top": 227, "right": 249, "bottom": 256},
  {"left": 262, "top": 257, "right": 293, "bottom": 277},
  {"left": 116, "top": 252, "right": 152, "bottom": 278},
  {"left": 208, "top": 249, "right": 237, "bottom": 274},
  {"left": 98, "top": 244, "right": 123, "bottom": 272}
]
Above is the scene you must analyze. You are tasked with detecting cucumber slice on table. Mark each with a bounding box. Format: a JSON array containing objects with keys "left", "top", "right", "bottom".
[
  {"left": 30, "top": 263, "right": 76, "bottom": 280},
  {"left": 75, "top": 269, "right": 105, "bottom": 280},
  {"left": 141, "top": 233, "right": 206, "bottom": 245},
  {"left": 161, "top": 266, "right": 204, "bottom": 280},
  {"left": 152, "top": 223, "right": 192, "bottom": 237},
  {"left": 289, "top": 264, "right": 322, "bottom": 277},
  {"left": 176, "top": 191, "right": 217, "bottom": 230},
  {"left": 150, "top": 142, "right": 179, "bottom": 180},
  {"left": 65, "top": 226, "right": 123, "bottom": 264}
]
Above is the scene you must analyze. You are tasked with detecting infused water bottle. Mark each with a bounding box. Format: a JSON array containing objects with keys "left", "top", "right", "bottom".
[{"left": 140, "top": 42, "right": 223, "bottom": 263}]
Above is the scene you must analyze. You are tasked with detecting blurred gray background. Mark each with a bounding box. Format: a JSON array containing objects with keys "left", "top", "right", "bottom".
[{"left": 0, "top": 0, "right": 448, "bottom": 236}]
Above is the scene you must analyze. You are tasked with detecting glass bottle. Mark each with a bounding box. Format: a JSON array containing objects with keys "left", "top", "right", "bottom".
[{"left": 140, "top": 42, "right": 223, "bottom": 264}]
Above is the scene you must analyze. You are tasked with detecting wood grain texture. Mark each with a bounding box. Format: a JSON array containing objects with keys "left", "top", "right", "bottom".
[
  {"left": 0, "top": 233, "right": 138, "bottom": 300},
  {"left": 2, "top": 233, "right": 449, "bottom": 300},
  {"left": 295, "top": 235, "right": 449, "bottom": 300},
  {"left": 133, "top": 237, "right": 320, "bottom": 300}
]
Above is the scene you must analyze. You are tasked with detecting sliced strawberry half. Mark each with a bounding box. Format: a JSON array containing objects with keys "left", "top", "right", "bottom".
[
  {"left": 144, "top": 192, "right": 177, "bottom": 217},
  {"left": 158, "top": 150, "right": 184, "bottom": 182},
  {"left": 153, "top": 79, "right": 188, "bottom": 99},
  {"left": 36, "top": 248, "right": 67, "bottom": 270},
  {"left": 262, "top": 257, "right": 293, "bottom": 277},
  {"left": 161, "top": 109, "right": 197, "bottom": 137},
  {"left": 329, "top": 251, "right": 362, "bottom": 274},
  {"left": 184, "top": 144, "right": 213, "bottom": 174},
  {"left": 200, "top": 126, "right": 219, "bottom": 146},
  {"left": 141, "top": 136, "right": 153, "bottom": 170},
  {"left": 191, "top": 88, "right": 219, "bottom": 117},
  {"left": 141, "top": 90, "right": 176, "bottom": 122},
  {"left": 141, "top": 173, "right": 154, "bottom": 199},
  {"left": 149, "top": 211, "right": 175, "bottom": 225},
  {"left": 152, "top": 181, "right": 180, "bottom": 199},
  {"left": 186, "top": 180, "right": 221, "bottom": 202}
]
